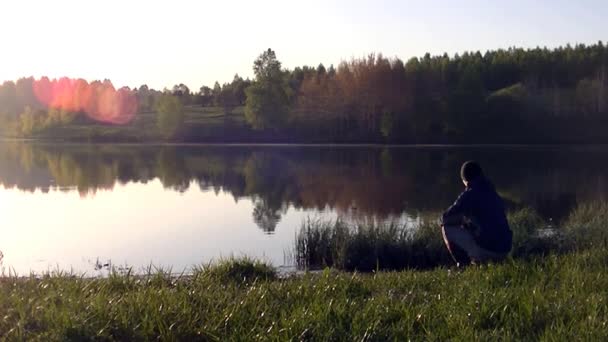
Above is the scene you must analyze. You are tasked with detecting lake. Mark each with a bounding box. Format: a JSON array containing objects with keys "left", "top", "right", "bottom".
[{"left": 0, "top": 142, "right": 607, "bottom": 275}]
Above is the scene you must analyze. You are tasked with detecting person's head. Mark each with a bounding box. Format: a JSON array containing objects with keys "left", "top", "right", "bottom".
[{"left": 460, "top": 161, "right": 483, "bottom": 186}]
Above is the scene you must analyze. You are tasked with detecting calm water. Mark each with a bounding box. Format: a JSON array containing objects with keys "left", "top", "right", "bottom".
[{"left": 1, "top": 142, "right": 607, "bottom": 274}]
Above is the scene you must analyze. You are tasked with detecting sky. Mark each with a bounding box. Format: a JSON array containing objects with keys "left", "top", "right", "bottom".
[{"left": 0, "top": 0, "right": 606, "bottom": 91}]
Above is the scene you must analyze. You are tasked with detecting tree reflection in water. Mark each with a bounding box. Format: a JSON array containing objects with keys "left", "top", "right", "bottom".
[
  {"left": 0, "top": 143, "right": 606, "bottom": 231},
  {"left": 252, "top": 199, "right": 284, "bottom": 233}
]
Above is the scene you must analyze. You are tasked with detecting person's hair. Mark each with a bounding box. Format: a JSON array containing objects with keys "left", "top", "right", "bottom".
[{"left": 460, "top": 161, "right": 483, "bottom": 182}]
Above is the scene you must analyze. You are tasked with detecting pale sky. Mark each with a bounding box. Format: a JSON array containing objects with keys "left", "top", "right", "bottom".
[{"left": 0, "top": 0, "right": 605, "bottom": 91}]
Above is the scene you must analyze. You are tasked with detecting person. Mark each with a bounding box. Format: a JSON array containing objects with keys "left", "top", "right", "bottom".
[{"left": 441, "top": 161, "right": 512, "bottom": 266}]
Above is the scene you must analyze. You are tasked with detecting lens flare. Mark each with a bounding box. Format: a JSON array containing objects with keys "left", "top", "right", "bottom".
[{"left": 32, "top": 77, "right": 138, "bottom": 124}]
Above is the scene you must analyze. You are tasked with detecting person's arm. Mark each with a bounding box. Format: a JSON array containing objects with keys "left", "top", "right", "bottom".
[{"left": 441, "top": 190, "right": 472, "bottom": 226}]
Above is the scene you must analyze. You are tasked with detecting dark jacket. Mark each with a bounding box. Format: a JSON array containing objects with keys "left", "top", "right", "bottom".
[{"left": 442, "top": 177, "right": 512, "bottom": 254}]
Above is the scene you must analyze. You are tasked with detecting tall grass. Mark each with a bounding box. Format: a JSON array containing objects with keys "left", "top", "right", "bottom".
[
  {"left": 192, "top": 257, "right": 276, "bottom": 283},
  {"left": 1, "top": 204, "right": 608, "bottom": 339},
  {"left": 295, "top": 206, "right": 597, "bottom": 271},
  {"left": 562, "top": 201, "right": 608, "bottom": 248},
  {"left": 295, "top": 216, "right": 451, "bottom": 271},
  {"left": 1, "top": 247, "right": 608, "bottom": 339}
]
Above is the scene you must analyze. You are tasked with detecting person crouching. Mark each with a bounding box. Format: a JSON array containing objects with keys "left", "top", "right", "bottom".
[{"left": 441, "top": 161, "right": 512, "bottom": 266}]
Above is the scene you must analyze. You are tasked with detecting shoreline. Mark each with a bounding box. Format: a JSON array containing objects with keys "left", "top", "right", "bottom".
[
  {"left": 1, "top": 247, "right": 606, "bottom": 340},
  {"left": 4, "top": 138, "right": 608, "bottom": 148}
]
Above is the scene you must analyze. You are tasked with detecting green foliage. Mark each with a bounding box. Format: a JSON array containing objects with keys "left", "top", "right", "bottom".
[
  {"left": 380, "top": 111, "right": 394, "bottom": 138},
  {"left": 0, "top": 195, "right": 604, "bottom": 339},
  {"left": 18, "top": 106, "right": 48, "bottom": 136},
  {"left": 485, "top": 83, "right": 528, "bottom": 120},
  {"left": 507, "top": 208, "right": 566, "bottom": 257},
  {"left": 296, "top": 208, "right": 586, "bottom": 271},
  {"left": 212, "top": 75, "right": 250, "bottom": 115},
  {"left": 212, "top": 81, "right": 222, "bottom": 106},
  {"left": 253, "top": 49, "right": 282, "bottom": 81},
  {"left": 194, "top": 257, "right": 276, "bottom": 284},
  {"left": 575, "top": 78, "right": 604, "bottom": 115},
  {"left": 488, "top": 82, "right": 527, "bottom": 100},
  {"left": 155, "top": 94, "right": 184, "bottom": 139},
  {"left": 295, "top": 218, "right": 452, "bottom": 271},
  {"left": 1, "top": 247, "right": 608, "bottom": 339},
  {"left": 2, "top": 43, "right": 608, "bottom": 143},
  {"left": 508, "top": 208, "right": 544, "bottom": 249},
  {"left": 18, "top": 106, "right": 37, "bottom": 136},
  {"left": 245, "top": 49, "right": 291, "bottom": 130},
  {"left": 7, "top": 106, "right": 81, "bottom": 137},
  {"left": 563, "top": 201, "right": 608, "bottom": 248},
  {"left": 45, "top": 108, "right": 78, "bottom": 128},
  {"left": 244, "top": 83, "right": 289, "bottom": 130}
]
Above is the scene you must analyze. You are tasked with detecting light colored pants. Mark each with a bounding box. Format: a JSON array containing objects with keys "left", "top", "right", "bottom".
[{"left": 442, "top": 225, "right": 507, "bottom": 264}]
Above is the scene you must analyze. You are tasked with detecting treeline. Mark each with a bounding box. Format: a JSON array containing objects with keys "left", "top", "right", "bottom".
[
  {"left": 1, "top": 42, "right": 608, "bottom": 143},
  {"left": 0, "top": 78, "right": 138, "bottom": 135},
  {"left": 181, "top": 76, "right": 251, "bottom": 110},
  {"left": 288, "top": 42, "right": 608, "bottom": 142}
]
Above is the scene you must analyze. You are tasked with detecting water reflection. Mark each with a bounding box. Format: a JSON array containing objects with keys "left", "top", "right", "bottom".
[{"left": 1, "top": 142, "right": 608, "bottom": 231}]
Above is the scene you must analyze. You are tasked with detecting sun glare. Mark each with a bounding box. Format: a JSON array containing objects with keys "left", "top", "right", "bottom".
[{"left": 32, "top": 77, "right": 138, "bottom": 125}]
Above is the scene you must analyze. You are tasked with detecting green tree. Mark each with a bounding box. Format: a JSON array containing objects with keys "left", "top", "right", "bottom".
[
  {"left": 172, "top": 83, "right": 192, "bottom": 105},
  {"left": 231, "top": 74, "right": 249, "bottom": 105},
  {"left": 218, "top": 83, "right": 236, "bottom": 114},
  {"left": 0, "top": 81, "right": 17, "bottom": 117},
  {"left": 19, "top": 106, "right": 43, "bottom": 136},
  {"left": 212, "top": 82, "right": 222, "bottom": 107},
  {"left": 198, "top": 86, "right": 213, "bottom": 107},
  {"left": 380, "top": 111, "right": 394, "bottom": 138},
  {"left": 245, "top": 49, "right": 291, "bottom": 130},
  {"left": 155, "top": 94, "right": 184, "bottom": 140},
  {"left": 42, "top": 107, "right": 78, "bottom": 129}
]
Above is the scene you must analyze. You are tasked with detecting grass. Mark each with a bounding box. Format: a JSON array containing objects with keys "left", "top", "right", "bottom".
[
  {"left": 1, "top": 204, "right": 607, "bottom": 340},
  {"left": 192, "top": 257, "right": 276, "bottom": 283},
  {"left": 294, "top": 208, "right": 572, "bottom": 271},
  {"left": 562, "top": 201, "right": 608, "bottom": 249},
  {"left": 27, "top": 106, "right": 249, "bottom": 143},
  {"left": 294, "top": 216, "right": 452, "bottom": 271}
]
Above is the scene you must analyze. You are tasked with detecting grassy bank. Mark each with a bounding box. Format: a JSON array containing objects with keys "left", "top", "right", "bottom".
[
  {"left": 295, "top": 208, "right": 568, "bottom": 271},
  {"left": 19, "top": 106, "right": 251, "bottom": 143},
  {"left": 1, "top": 204, "right": 607, "bottom": 340}
]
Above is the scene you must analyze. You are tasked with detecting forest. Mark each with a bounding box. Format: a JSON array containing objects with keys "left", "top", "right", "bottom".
[{"left": 0, "top": 42, "right": 607, "bottom": 143}]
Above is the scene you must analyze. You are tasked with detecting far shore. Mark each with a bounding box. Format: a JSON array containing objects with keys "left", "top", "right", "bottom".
[{"left": 4, "top": 137, "right": 608, "bottom": 148}]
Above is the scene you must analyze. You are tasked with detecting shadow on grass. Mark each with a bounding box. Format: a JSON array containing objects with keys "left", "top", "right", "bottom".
[{"left": 294, "top": 203, "right": 607, "bottom": 272}]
